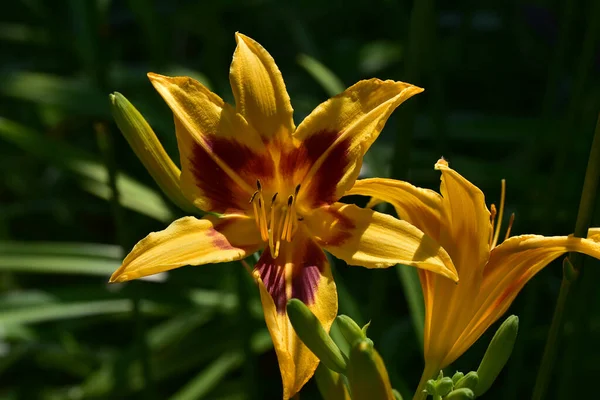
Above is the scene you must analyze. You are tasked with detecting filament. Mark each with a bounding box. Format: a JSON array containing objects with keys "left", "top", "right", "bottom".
[{"left": 491, "top": 179, "right": 506, "bottom": 248}]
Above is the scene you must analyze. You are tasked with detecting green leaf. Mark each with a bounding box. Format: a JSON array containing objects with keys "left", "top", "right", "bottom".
[
  {"left": 0, "top": 300, "right": 171, "bottom": 325},
  {"left": 297, "top": 54, "right": 345, "bottom": 97},
  {"left": 396, "top": 265, "right": 424, "bottom": 349},
  {"left": 0, "top": 117, "right": 174, "bottom": 222},
  {"left": 0, "top": 241, "right": 121, "bottom": 276}
]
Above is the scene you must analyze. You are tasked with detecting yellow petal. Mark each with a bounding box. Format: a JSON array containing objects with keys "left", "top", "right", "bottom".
[
  {"left": 448, "top": 234, "right": 600, "bottom": 367},
  {"left": 346, "top": 178, "right": 443, "bottom": 242},
  {"left": 345, "top": 178, "right": 445, "bottom": 351},
  {"left": 229, "top": 33, "right": 295, "bottom": 141},
  {"left": 587, "top": 227, "right": 600, "bottom": 241},
  {"left": 434, "top": 159, "right": 491, "bottom": 277},
  {"left": 293, "top": 79, "right": 423, "bottom": 207},
  {"left": 253, "top": 229, "right": 337, "bottom": 399},
  {"left": 109, "top": 92, "right": 196, "bottom": 214},
  {"left": 110, "top": 215, "right": 262, "bottom": 282},
  {"left": 148, "top": 73, "right": 275, "bottom": 213},
  {"left": 303, "top": 203, "right": 458, "bottom": 282}
]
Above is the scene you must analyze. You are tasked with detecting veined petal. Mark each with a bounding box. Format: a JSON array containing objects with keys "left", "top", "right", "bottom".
[
  {"left": 448, "top": 234, "right": 600, "bottom": 367},
  {"left": 148, "top": 73, "right": 275, "bottom": 213},
  {"left": 303, "top": 203, "right": 458, "bottom": 281},
  {"left": 230, "top": 33, "right": 295, "bottom": 142},
  {"left": 292, "top": 79, "right": 423, "bottom": 207},
  {"left": 253, "top": 229, "right": 337, "bottom": 399},
  {"left": 435, "top": 159, "right": 491, "bottom": 276},
  {"left": 110, "top": 215, "right": 262, "bottom": 283},
  {"left": 432, "top": 159, "right": 492, "bottom": 347},
  {"left": 345, "top": 178, "right": 443, "bottom": 242}
]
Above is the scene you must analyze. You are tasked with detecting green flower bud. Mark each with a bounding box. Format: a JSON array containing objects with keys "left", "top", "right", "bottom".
[
  {"left": 444, "top": 388, "right": 475, "bottom": 400},
  {"left": 451, "top": 371, "right": 464, "bottom": 385},
  {"left": 347, "top": 339, "right": 394, "bottom": 400},
  {"left": 454, "top": 371, "right": 478, "bottom": 390},
  {"left": 336, "top": 315, "right": 366, "bottom": 346},
  {"left": 286, "top": 299, "right": 347, "bottom": 373},
  {"left": 475, "top": 315, "right": 519, "bottom": 396},
  {"left": 436, "top": 377, "right": 454, "bottom": 397},
  {"left": 392, "top": 389, "right": 403, "bottom": 400},
  {"left": 314, "top": 363, "right": 351, "bottom": 400},
  {"left": 109, "top": 92, "right": 196, "bottom": 213},
  {"left": 425, "top": 379, "right": 436, "bottom": 395}
]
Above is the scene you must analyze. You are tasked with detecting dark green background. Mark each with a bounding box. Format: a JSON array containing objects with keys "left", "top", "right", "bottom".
[{"left": 1, "top": 1, "right": 599, "bottom": 399}]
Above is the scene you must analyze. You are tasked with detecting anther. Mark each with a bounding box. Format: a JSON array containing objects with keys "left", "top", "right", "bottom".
[
  {"left": 256, "top": 179, "right": 262, "bottom": 191},
  {"left": 294, "top": 184, "right": 301, "bottom": 196},
  {"left": 271, "top": 192, "right": 278, "bottom": 204},
  {"left": 504, "top": 213, "right": 515, "bottom": 241},
  {"left": 249, "top": 191, "right": 258, "bottom": 203},
  {"left": 287, "top": 195, "right": 293, "bottom": 206}
]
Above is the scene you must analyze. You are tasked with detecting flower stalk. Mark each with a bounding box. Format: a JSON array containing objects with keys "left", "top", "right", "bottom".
[{"left": 532, "top": 113, "right": 600, "bottom": 400}]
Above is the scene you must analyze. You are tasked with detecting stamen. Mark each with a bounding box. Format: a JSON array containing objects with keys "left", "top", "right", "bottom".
[
  {"left": 269, "top": 195, "right": 277, "bottom": 255},
  {"left": 504, "top": 213, "right": 515, "bottom": 241},
  {"left": 281, "top": 196, "right": 293, "bottom": 241},
  {"left": 489, "top": 204, "right": 497, "bottom": 246},
  {"left": 256, "top": 179, "right": 262, "bottom": 191},
  {"left": 258, "top": 198, "right": 269, "bottom": 241},
  {"left": 491, "top": 179, "right": 506, "bottom": 248},
  {"left": 295, "top": 184, "right": 301, "bottom": 196}
]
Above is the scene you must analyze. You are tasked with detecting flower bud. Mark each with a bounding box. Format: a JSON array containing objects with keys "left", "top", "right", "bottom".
[
  {"left": 436, "top": 377, "right": 454, "bottom": 397},
  {"left": 109, "top": 92, "right": 196, "bottom": 213},
  {"left": 392, "top": 389, "right": 403, "bottom": 400},
  {"left": 347, "top": 339, "right": 394, "bottom": 400},
  {"left": 336, "top": 315, "right": 366, "bottom": 346},
  {"left": 475, "top": 315, "right": 519, "bottom": 396},
  {"left": 455, "top": 371, "right": 479, "bottom": 390},
  {"left": 451, "top": 371, "right": 464, "bottom": 385},
  {"left": 286, "top": 299, "right": 347, "bottom": 373},
  {"left": 445, "top": 388, "right": 475, "bottom": 400},
  {"left": 314, "top": 363, "right": 351, "bottom": 400}
]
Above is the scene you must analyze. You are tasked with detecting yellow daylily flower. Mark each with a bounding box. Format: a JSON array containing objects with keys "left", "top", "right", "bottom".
[
  {"left": 346, "top": 158, "right": 600, "bottom": 399},
  {"left": 109, "top": 33, "right": 458, "bottom": 399}
]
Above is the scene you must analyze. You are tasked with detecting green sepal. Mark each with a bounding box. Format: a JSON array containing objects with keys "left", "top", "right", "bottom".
[
  {"left": 286, "top": 299, "right": 347, "bottom": 373},
  {"left": 475, "top": 315, "right": 519, "bottom": 396}
]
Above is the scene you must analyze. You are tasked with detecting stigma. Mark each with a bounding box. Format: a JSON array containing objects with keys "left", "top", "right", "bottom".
[{"left": 250, "top": 180, "right": 301, "bottom": 258}]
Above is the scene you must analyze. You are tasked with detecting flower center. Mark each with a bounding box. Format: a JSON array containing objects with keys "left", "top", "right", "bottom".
[
  {"left": 250, "top": 180, "right": 301, "bottom": 258},
  {"left": 489, "top": 179, "right": 515, "bottom": 248}
]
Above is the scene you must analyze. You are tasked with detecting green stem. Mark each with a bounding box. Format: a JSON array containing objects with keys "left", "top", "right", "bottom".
[
  {"left": 413, "top": 362, "right": 439, "bottom": 400},
  {"left": 532, "top": 113, "right": 600, "bottom": 400}
]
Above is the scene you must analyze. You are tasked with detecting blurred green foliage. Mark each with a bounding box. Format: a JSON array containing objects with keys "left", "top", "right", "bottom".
[{"left": 0, "top": 0, "right": 599, "bottom": 399}]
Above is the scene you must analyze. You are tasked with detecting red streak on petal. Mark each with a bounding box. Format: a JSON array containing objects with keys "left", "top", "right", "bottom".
[
  {"left": 255, "top": 247, "right": 287, "bottom": 313},
  {"left": 189, "top": 138, "right": 274, "bottom": 213},
  {"left": 323, "top": 207, "right": 356, "bottom": 247},
  {"left": 291, "top": 241, "right": 326, "bottom": 306}
]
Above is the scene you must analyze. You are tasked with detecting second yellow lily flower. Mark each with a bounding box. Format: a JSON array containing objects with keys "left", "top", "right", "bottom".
[{"left": 347, "top": 159, "right": 600, "bottom": 398}]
